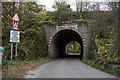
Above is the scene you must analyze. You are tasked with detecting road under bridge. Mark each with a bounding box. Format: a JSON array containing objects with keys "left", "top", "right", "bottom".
[{"left": 44, "top": 23, "right": 93, "bottom": 58}]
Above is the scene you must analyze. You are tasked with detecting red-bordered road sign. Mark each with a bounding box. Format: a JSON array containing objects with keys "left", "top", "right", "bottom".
[
  {"left": 11, "top": 22, "right": 20, "bottom": 31},
  {"left": 11, "top": 13, "right": 20, "bottom": 22},
  {"left": 64, "top": 24, "right": 70, "bottom": 29}
]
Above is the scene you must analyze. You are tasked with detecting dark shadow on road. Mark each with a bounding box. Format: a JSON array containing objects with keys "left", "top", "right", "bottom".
[{"left": 59, "top": 54, "right": 82, "bottom": 60}]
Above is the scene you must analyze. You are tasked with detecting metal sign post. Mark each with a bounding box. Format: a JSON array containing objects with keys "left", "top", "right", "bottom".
[
  {"left": 10, "top": 13, "right": 20, "bottom": 60},
  {"left": 10, "top": 30, "right": 20, "bottom": 60},
  {"left": 11, "top": 43, "right": 13, "bottom": 60},
  {"left": 16, "top": 43, "right": 17, "bottom": 56}
]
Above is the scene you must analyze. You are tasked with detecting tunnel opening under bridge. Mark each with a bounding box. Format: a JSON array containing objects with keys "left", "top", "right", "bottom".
[{"left": 49, "top": 29, "right": 84, "bottom": 59}]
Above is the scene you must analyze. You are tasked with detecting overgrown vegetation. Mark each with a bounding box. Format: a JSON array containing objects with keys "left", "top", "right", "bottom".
[
  {"left": 87, "top": 11, "right": 120, "bottom": 65},
  {"left": 66, "top": 41, "right": 81, "bottom": 54},
  {"left": 82, "top": 59, "right": 120, "bottom": 77},
  {"left": 75, "top": 2, "right": 120, "bottom": 76},
  {"left": 2, "top": 2, "right": 48, "bottom": 61}
]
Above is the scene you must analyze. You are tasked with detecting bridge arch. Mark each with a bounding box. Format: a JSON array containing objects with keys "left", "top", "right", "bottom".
[{"left": 48, "top": 29, "right": 84, "bottom": 58}]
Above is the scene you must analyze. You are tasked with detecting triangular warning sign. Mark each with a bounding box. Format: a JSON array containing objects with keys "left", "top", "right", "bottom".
[
  {"left": 64, "top": 24, "right": 69, "bottom": 29},
  {"left": 11, "top": 22, "right": 20, "bottom": 31},
  {"left": 11, "top": 13, "right": 20, "bottom": 22}
]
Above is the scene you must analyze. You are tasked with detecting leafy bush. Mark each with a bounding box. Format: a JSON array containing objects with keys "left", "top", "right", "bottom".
[{"left": 2, "top": 2, "right": 47, "bottom": 61}]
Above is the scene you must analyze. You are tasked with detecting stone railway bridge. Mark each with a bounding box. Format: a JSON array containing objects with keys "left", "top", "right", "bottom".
[{"left": 44, "top": 23, "right": 93, "bottom": 59}]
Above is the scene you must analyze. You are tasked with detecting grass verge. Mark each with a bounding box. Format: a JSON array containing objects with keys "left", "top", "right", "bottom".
[
  {"left": 2, "top": 56, "right": 53, "bottom": 67},
  {"left": 2, "top": 56, "right": 55, "bottom": 78},
  {"left": 82, "top": 58, "right": 120, "bottom": 78}
]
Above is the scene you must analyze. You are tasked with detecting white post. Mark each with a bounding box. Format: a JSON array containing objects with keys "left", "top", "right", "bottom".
[
  {"left": 56, "top": 25, "right": 58, "bottom": 30},
  {"left": 75, "top": 24, "right": 77, "bottom": 29}
]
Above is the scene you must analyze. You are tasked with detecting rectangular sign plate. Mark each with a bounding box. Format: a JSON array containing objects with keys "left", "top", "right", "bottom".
[{"left": 10, "top": 30, "right": 20, "bottom": 43}]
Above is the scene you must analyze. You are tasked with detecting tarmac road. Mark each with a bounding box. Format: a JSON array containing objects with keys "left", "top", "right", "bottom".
[{"left": 25, "top": 57, "right": 117, "bottom": 78}]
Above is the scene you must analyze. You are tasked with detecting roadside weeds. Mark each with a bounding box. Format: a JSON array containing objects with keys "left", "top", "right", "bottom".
[
  {"left": 2, "top": 57, "right": 55, "bottom": 78},
  {"left": 81, "top": 58, "right": 120, "bottom": 78}
]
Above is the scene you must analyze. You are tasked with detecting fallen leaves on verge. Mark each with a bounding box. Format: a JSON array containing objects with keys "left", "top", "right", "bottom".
[{"left": 2, "top": 59, "right": 54, "bottom": 78}]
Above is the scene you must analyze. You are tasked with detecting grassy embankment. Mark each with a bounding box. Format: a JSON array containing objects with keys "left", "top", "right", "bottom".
[{"left": 82, "top": 59, "right": 120, "bottom": 78}]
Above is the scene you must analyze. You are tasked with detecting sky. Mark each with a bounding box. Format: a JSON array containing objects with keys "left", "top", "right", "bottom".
[
  {"left": 37, "top": 0, "right": 77, "bottom": 11},
  {"left": 37, "top": 0, "right": 113, "bottom": 11}
]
